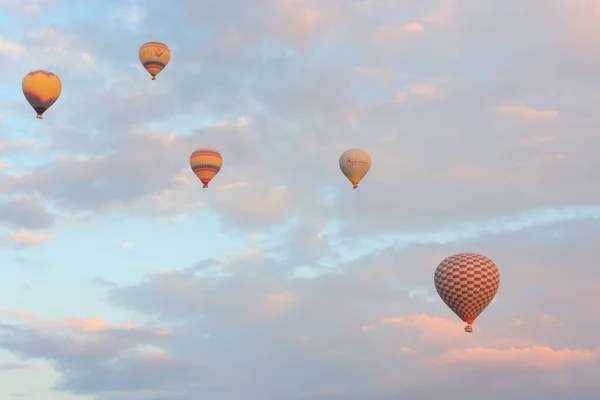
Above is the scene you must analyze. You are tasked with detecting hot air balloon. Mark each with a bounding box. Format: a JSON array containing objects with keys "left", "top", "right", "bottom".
[
  {"left": 339, "top": 149, "right": 371, "bottom": 189},
  {"left": 139, "top": 41, "right": 170, "bottom": 80},
  {"left": 22, "top": 70, "right": 62, "bottom": 119},
  {"left": 190, "top": 148, "right": 222, "bottom": 188},
  {"left": 434, "top": 253, "right": 500, "bottom": 333}
]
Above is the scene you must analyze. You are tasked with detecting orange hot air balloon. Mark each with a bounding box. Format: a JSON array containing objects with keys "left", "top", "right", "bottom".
[
  {"left": 22, "top": 70, "right": 62, "bottom": 119},
  {"left": 139, "top": 41, "right": 170, "bottom": 80},
  {"left": 190, "top": 148, "right": 222, "bottom": 188},
  {"left": 434, "top": 253, "right": 500, "bottom": 333}
]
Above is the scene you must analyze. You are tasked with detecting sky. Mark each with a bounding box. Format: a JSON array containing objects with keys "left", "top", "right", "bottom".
[{"left": 1, "top": 0, "right": 600, "bottom": 399}]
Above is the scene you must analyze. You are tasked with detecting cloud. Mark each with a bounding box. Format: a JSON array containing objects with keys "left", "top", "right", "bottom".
[
  {"left": 431, "top": 346, "right": 600, "bottom": 370},
  {"left": 0, "top": 36, "right": 23, "bottom": 59},
  {"left": 27, "top": 317, "right": 172, "bottom": 335},
  {"left": 496, "top": 103, "right": 561, "bottom": 122},
  {"left": 23, "top": 27, "right": 97, "bottom": 73},
  {"left": 0, "top": 315, "right": 178, "bottom": 395},
  {"left": 420, "top": 14, "right": 446, "bottom": 26},
  {"left": 409, "top": 84, "right": 441, "bottom": 98},
  {"left": 0, "top": 362, "right": 31, "bottom": 370},
  {"left": 0, "top": 311, "right": 33, "bottom": 319},
  {"left": 215, "top": 181, "right": 250, "bottom": 191},
  {"left": 212, "top": 185, "right": 290, "bottom": 227},
  {"left": 538, "top": 314, "right": 563, "bottom": 328},
  {"left": 396, "top": 83, "right": 443, "bottom": 103},
  {"left": 270, "top": 1, "right": 333, "bottom": 48},
  {"left": 0, "top": 0, "right": 39, "bottom": 15},
  {"left": 0, "top": 2, "right": 593, "bottom": 235},
  {"left": 5, "top": 232, "right": 55, "bottom": 247},
  {"left": 0, "top": 195, "right": 54, "bottom": 230},
  {"left": 88, "top": 220, "right": 600, "bottom": 397},
  {"left": 1, "top": 218, "right": 600, "bottom": 397},
  {"left": 3, "top": 1, "right": 600, "bottom": 398},
  {"left": 381, "top": 314, "right": 466, "bottom": 342},
  {"left": 354, "top": 67, "right": 394, "bottom": 80},
  {"left": 520, "top": 135, "right": 557, "bottom": 146},
  {"left": 375, "top": 22, "right": 424, "bottom": 42}
]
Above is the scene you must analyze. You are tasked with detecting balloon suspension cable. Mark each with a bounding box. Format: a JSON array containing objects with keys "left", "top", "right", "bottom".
[
  {"left": 464, "top": 324, "right": 473, "bottom": 333},
  {"left": 353, "top": 184, "right": 358, "bottom": 189}
]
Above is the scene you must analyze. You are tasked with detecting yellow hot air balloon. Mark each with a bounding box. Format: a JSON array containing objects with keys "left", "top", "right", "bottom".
[
  {"left": 139, "top": 41, "right": 170, "bottom": 80},
  {"left": 22, "top": 70, "right": 62, "bottom": 119},
  {"left": 190, "top": 148, "right": 222, "bottom": 188},
  {"left": 339, "top": 149, "right": 371, "bottom": 189}
]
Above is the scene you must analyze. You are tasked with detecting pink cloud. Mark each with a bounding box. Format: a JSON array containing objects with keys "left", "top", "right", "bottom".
[
  {"left": 431, "top": 162, "right": 494, "bottom": 184},
  {"left": 508, "top": 318, "right": 524, "bottom": 327},
  {"left": 360, "top": 324, "right": 378, "bottom": 332},
  {"left": 217, "top": 28, "right": 262, "bottom": 58},
  {"left": 431, "top": 346, "right": 600, "bottom": 369},
  {"left": 547, "top": 1, "right": 600, "bottom": 53},
  {"left": 375, "top": 22, "right": 424, "bottom": 42},
  {"left": 65, "top": 317, "right": 111, "bottom": 331},
  {"left": 216, "top": 181, "right": 250, "bottom": 191},
  {"left": 0, "top": 36, "right": 23, "bottom": 59},
  {"left": 495, "top": 103, "right": 560, "bottom": 122},
  {"left": 0, "top": 311, "right": 33, "bottom": 319},
  {"left": 212, "top": 184, "right": 291, "bottom": 226},
  {"left": 141, "top": 351, "right": 167, "bottom": 360},
  {"left": 520, "top": 135, "right": 557, "bottom": 146},
  {"left": 354, "top": 66, "right": 395, "bottom": 80},
  {"left": 28, "top": 317, "right": 172, "bottom": 335},
  {"left": 271, "top": 0, "right": 333, "bottom": 47},
  {"left": 7, "top": 232, "right": 55, "bottom": 247},
  {"left": 420, "top": 13, "right": 446, "bottom": 26},
  {"left": 538, "top": 313, "right": 563, "bottom": 328},
  {"left": 382, "top": 314, "right": 466, "bottom": 342}
]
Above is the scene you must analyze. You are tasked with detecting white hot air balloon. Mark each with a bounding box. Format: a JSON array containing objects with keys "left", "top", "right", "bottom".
[{"left": 339, "top": 149, "right": 371, "bottom": 189}]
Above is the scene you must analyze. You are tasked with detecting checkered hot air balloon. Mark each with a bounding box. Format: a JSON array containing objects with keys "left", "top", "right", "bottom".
[{"left": 434, "top": 253, "right": 500, "bottom": 333}]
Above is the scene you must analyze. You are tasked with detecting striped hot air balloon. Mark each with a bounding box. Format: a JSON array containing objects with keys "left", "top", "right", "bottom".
[
  {"left": 434, "top": 253, "right": 500, "bottom": 333},
  {"left": 339, "top": 149, "right": 371, "bottom": 189},
  {"left": 22, "top": 70, "right": 62, "bottom": 119},
  {"left": 139, "top": 41, "right": 170, "bottom": 80},
  {"left": 190, "top": 148, "right": 222, "bottom": 188}
]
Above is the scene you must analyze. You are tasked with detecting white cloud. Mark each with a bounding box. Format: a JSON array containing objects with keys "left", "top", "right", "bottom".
[
  {"left": 375, "top": 22, "right": 424, "bottom": 42},
  {"left": 7, "top": 233, "right": 55, "bottom": 247},
  {"left": 0, "top": 36, "right": 23, "bottom": 58},
  {"left": 496, "top": 103, "right": 560, "bottom": 122}
]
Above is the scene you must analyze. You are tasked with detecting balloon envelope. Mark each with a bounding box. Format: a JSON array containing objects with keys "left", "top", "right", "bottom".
[
  {"left": 139, "top": 41, "right": 170, "bottom": 80},
  {"left": 190, "top": 148, "right": 222, "bottom": 188},
  {"left": 339, "top": 149, "right": 371, "bottom": 189},
  {"left": 22, "top": 70, "right": 62, "bottom": 119},
  {"left": 434, "top": 253, "right": 500, "bottom": 331}
]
